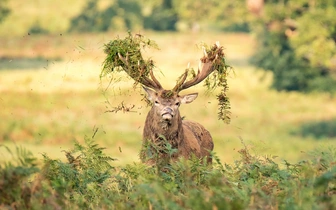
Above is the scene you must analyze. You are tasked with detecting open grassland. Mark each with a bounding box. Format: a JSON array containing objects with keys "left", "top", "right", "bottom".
[
  {"left": 1, "top": 2, "right": 336, "bottom": 209},
  {"left": 1, "top": 32, "right": 335, "bottom": 166},
  {"left": 0, "top": 0, "right": 85, "bottom": 36}
]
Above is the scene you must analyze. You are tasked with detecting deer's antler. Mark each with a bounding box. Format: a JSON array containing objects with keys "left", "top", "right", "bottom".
[
  {"left": 173, "top": 42, "right": 224, "bottom": 93},
  {"left": 118, "top": 53, "right": 163, "bottom": 91}
]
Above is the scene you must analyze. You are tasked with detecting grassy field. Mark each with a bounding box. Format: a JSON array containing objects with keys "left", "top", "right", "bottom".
[
  {"left": 1, "top": 31, "right": 335, "bottom": 167},
  {"left": 1, "top": 2, "right": 336, "bottom": 209},
  {"left": 0, "top": 0, "right": 85, "bottom": 36}
]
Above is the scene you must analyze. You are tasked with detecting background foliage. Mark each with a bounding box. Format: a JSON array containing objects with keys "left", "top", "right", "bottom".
[
  {"left": 1, "top": 0, "right": 335, "bottom": 92},
  {"left": 69, "top": 0, "right": 143, "bottom": 32},
  {"left": 249, "top": 0, "right": 336, "bottom": 92},
  {"left": 0, "top": 0, "right": 10, "bottom": 23},
  {"left": 66, "top": 0, "right": 336, "bottom": 93}
]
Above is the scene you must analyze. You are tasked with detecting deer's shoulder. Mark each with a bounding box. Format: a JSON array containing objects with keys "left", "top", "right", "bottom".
[
  {"left": 182, "top": 120, "right": 210, "bottom": 135},
  {"left": 182, "top": 120, "right": 212, "bottom": 142}
]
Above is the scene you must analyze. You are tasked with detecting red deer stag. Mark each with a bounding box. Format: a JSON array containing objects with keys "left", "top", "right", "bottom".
[{"left": 118, "top": 43, "right": 224, "bottom": 165}]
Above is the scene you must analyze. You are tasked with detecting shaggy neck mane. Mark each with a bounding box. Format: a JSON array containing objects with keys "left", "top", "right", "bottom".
[{"left": 145, "top": 107, "right": 184, "bottom": 146}]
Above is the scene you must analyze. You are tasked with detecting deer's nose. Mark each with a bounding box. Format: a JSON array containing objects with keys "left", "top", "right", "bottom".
[
  {"left": 161, "top": 107, "right": 174, "bottom": 120},
  {"left": 162, "top": 107, "right": 173, "bottom": 115},
  {"left": 163, "top": 107, "right": 173, "bottom": 113}
]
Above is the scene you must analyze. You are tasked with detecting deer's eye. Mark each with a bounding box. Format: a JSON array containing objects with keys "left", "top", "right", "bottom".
[
  {"left": 175, "top": 102, "right": 180, "bottom": 106},
  {"left": 154, "top": 100, "right": 159, "bottom": 104}
]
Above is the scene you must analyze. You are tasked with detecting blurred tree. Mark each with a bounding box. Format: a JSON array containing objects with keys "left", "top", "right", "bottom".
[
  {"left": 70, "top": 0, "right": 178, "bottom": 32},
  {"left": 69, "top": 0, "right": 251, "bottom": 32},
  {"left": 143, "top": 0, "right": 178, "bottom": 31},
  {"left": 249, "top": 0, "right": 336, "bottom": 92},
  {"left": 69, "top": 0, "right": 143, "bottom": 32},
  {"left": 172, "top": 0, "right": 250, "bottom": 32},
  {"left": 68, "top": 0, "right": 102, "bottom": 32},
  {"left": 28, "top": 22, "right": 50, "bottom": 35},
  {"left": 68, "top": 0, "right": 336, "bottom": 92},
  {"left": 0, "top": 0, "right": 10, "bottom": 23}
]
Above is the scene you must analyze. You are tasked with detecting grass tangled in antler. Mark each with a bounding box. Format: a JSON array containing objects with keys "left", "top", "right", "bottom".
[
  {"left": 202, "top": 43, "right": 232, "bottom": 123},
  {"left": 101, "top": 32, "right": 159, "bottom": 87},
  {"left": 101, "top": 33, "right": 232, "bottom": 123}
]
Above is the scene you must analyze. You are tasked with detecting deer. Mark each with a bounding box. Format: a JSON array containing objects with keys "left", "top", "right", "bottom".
[{"left": 117, "top": 42, "right": 224, "bottom": 165}]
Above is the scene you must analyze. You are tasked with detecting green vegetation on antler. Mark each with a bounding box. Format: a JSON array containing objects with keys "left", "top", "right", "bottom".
[
  {"left": 101, "top": 33, "right": 232, "bottom": 123},
  {"left": 201, "top": 43, "right": 232, "bottom": 123},
  {"left": 101, "top": 32, "right": 159, "bottom": 87}
]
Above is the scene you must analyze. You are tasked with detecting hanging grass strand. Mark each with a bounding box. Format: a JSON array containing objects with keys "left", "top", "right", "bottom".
[
  {"left": 101, "top": 32, "right": 159, "bottom": 87},
  {"left": 200, "top": 43, "right": 233, "bottom": 123}
]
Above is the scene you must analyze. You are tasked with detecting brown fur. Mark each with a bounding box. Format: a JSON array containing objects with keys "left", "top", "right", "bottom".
[{"left": 140, "top": 90, "right": 214, "bottom": 165}]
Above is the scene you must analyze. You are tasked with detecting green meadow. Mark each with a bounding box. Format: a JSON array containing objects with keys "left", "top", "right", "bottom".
[
  {"left": 1, "top": 32, "right": 335, "bottom": 166},
  {"left": 1, "top": 1, "right": 336, "bottom": 208}
]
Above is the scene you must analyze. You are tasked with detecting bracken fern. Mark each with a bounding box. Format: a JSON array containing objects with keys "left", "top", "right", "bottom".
[{"left": 1, "top": 138, "right": 336, "bottom": 209}]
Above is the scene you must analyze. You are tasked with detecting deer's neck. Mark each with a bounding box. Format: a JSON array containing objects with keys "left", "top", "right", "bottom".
[{"left": 144, "top": 108, "right": 183, "bottom": 143}]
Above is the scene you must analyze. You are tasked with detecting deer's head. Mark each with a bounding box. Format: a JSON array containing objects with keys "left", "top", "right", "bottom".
[
  {"left": 143, "top": 87, "right": 198, "bottom": 124},
  {"left": 117, "top": 42, "right": 224, "bottom": 126}
]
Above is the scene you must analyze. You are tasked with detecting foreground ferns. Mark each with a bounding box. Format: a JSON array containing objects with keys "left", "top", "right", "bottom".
[
  {"left": 0, "top": 145, "right": 39, "bottom": 209},
  {"left": 1, "top": 138, "right": 335, "bottom": 209},
  {"left": 41, "top": 134, "right": 117, "bottom": 208}
]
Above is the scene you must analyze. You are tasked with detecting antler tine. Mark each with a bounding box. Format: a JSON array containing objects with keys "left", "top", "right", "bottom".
[
  {"left": 137, "top": 68, "right": 163, "bottom": 91},
  {"left": 172, "top": 62, "right": 193, "bottom": 92},
  {"left": 202, "top": 46, "right": 208, "bottom": 57},
  {"left": 178, "top": 62, "right": 214, "bottom": 90},
  {"left": 118, "top": 52, "right": 128, "bottom": 66},
  {"left": 118, "top": 53, "right": 163, "bottom": 91},
  {"left": 173, "top": 44, "right": 223, "bottom": 92},
  {"left": 148, "top": 69, "right": 163, "bottom": 90},
  {"left": 172, "top": 70, "right": 189, "bottom": 92}
]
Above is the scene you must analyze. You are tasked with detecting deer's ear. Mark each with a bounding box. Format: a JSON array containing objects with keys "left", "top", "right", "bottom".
[
  {"left": 143, "top": 86, "right": 156, "bottom": 101},
  {"left": 181, "top": 93, "right": 198, "bottom": 104}
]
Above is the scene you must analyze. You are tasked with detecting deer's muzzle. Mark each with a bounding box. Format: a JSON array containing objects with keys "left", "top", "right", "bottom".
[{"left": 161, "top": 107, "right": 174, "bottom": 121}]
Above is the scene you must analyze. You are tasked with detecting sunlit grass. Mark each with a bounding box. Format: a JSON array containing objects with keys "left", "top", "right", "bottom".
[
  {"left": 1, "top": 0, "right": 85, "bottom": 36},
  {"left": 1, "top": 32, "right": 336, "bottom": 167}
]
